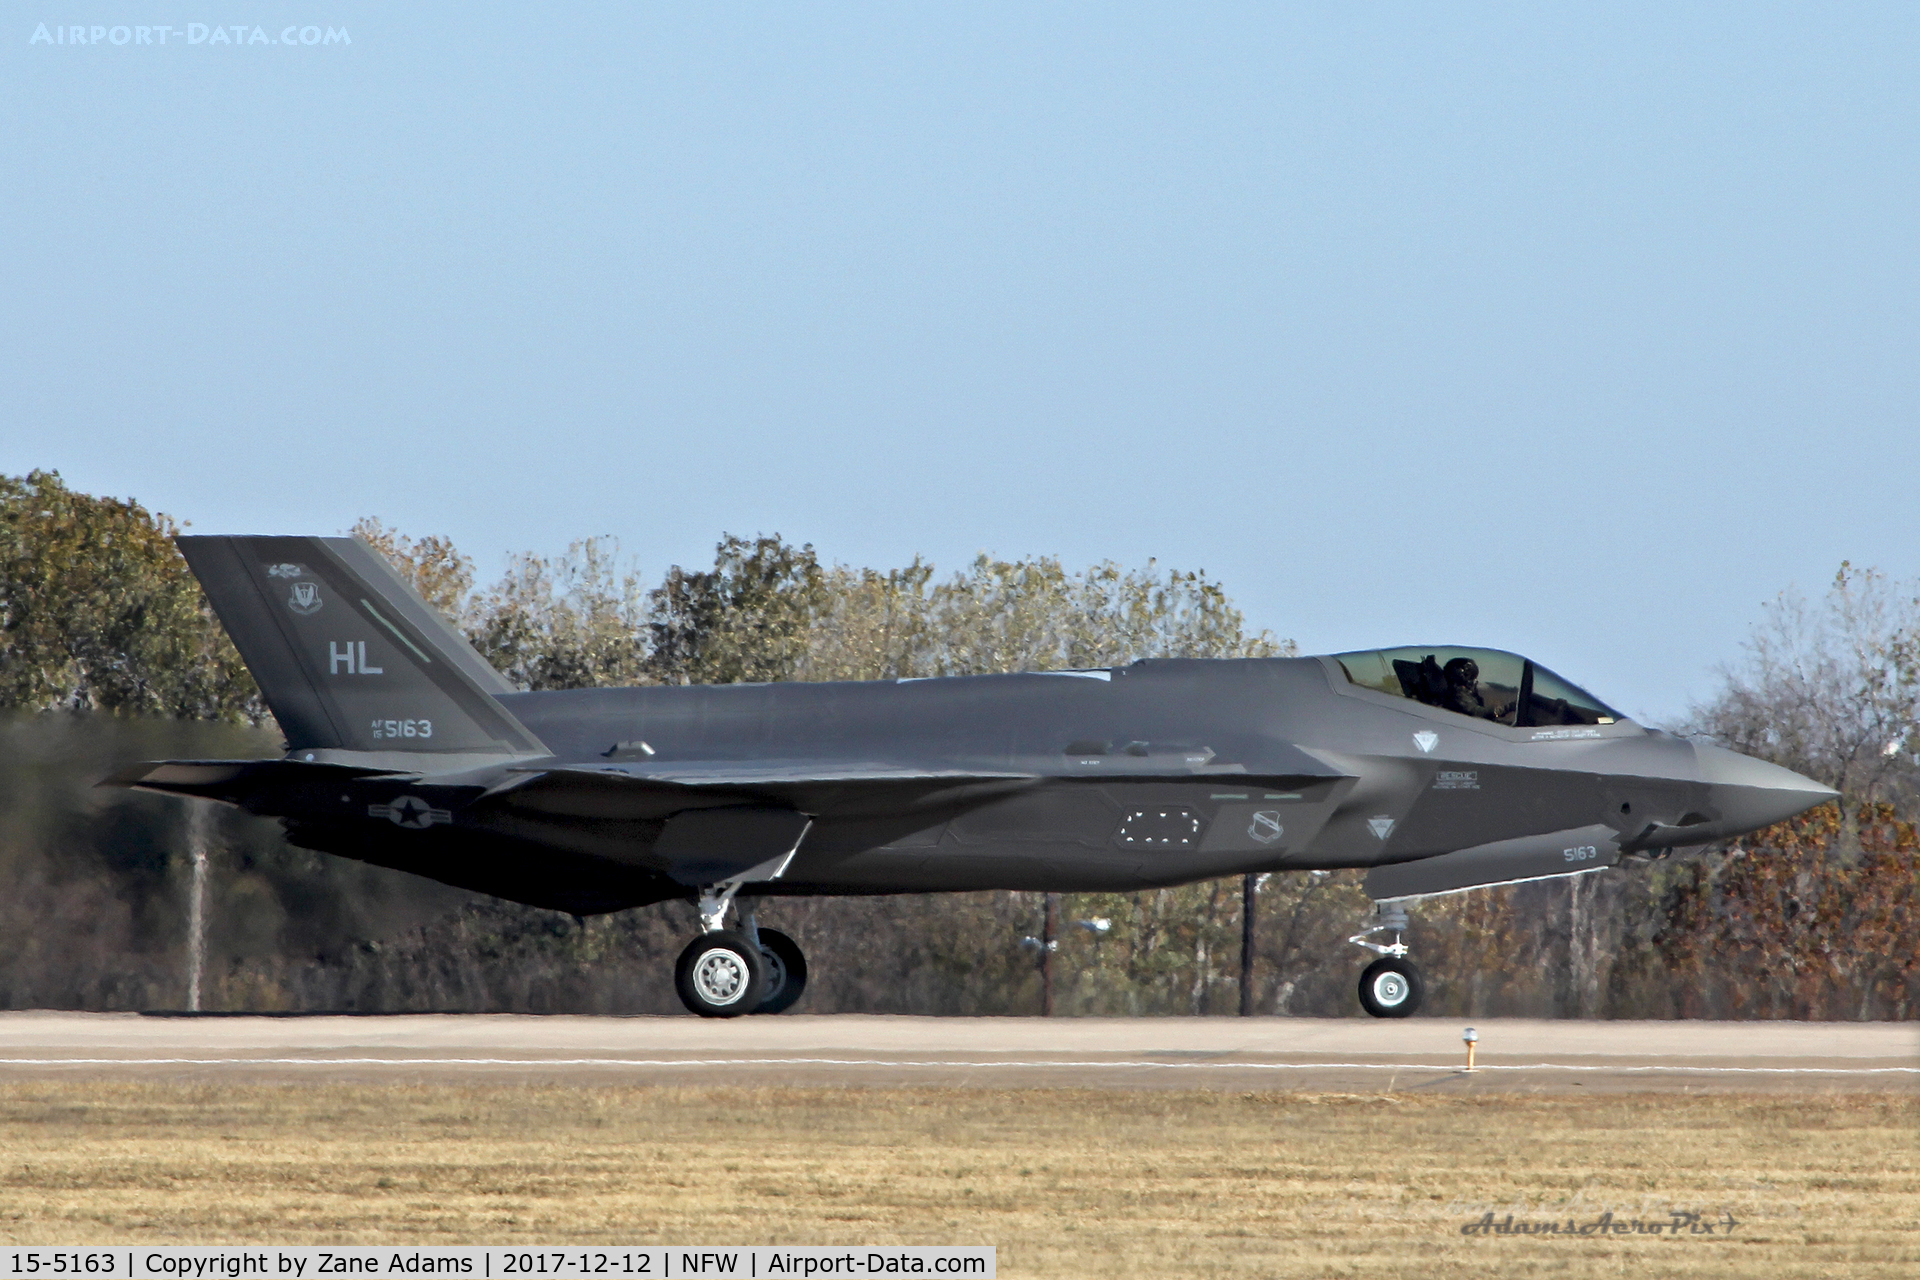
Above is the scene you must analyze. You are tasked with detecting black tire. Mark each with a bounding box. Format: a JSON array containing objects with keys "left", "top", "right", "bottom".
[
  {"left": 752, "top": 928, "right": 809, "bottom": 1015},
  {"left": 1358, "top": 956, "right": 1423, "bottom": 1018},
  {"left": 675, "top": 931, "right": 768, "bottom": 1017}
]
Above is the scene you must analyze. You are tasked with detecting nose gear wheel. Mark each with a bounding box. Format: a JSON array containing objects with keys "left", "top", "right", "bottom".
[
  {"left": 1358, "top": 955, "right": 1423, "bottom": 1018},
  {"left": 1352, "top": 900, "right": 1423, "bottom": 1017}
]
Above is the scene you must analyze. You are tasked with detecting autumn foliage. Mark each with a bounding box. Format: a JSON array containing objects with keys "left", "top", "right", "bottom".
[{"left": 1657, "top": 806, "right": 1920, "bottom": 1020}]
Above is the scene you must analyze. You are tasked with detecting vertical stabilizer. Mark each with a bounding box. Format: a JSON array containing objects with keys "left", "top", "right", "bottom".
[{"left": 179, "top": 536, "right": 546, "bottom": 759}]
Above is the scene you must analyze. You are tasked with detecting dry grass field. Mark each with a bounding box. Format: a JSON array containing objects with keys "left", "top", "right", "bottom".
[{"left": 0, "top": 1081, "right": 1914, "bottom": 1278}]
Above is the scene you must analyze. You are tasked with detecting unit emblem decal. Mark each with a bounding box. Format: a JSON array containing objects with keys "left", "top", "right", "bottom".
[
  {"left": 1247, "top": 810, "right": 1285, "bottom": 845},
  {"left": 1367, "top": 815, "right": 1397, "bottom": 840},
  {"left": 286, "top": 581, "right": 323, "bottom": 615}
]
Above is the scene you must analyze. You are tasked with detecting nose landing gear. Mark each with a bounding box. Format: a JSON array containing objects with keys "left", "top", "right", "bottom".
[{"left": 1351, "top": 900, "right": 1423, "bottom": 1018}]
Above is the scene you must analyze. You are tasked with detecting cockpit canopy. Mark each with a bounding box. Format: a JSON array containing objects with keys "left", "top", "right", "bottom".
[{"left": 1333, "top": 647, "right": 1622, "bottom": 728}]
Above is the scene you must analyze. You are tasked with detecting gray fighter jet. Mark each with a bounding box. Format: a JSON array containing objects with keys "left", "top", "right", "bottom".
[{"left": 107, "top": 537, "right": 1836, "bottom": 1018}]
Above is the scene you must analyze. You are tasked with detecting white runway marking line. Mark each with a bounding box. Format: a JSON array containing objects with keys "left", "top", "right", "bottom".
[{"left": 0, "top": 1057, "right": 1914, "bottom": 1075}]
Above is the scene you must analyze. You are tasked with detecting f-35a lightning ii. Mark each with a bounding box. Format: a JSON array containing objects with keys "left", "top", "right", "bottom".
[{"left": 107, "top": 537, "right": 1836, "bottom": 1017}]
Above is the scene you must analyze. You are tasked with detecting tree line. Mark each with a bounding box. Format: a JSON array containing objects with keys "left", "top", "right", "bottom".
[{"left": 1, "top": 469, "right": 1915, "bottom": 1018}]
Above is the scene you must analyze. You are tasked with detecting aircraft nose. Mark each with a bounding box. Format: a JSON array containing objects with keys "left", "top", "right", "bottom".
[{"left": 1694, "top": 743, "right": 1838, "bottom": 835}]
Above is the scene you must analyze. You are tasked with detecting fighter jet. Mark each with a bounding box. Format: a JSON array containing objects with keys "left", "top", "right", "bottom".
[{"left": 106, "top": 536, "right": 1837, "bottom": 1017}]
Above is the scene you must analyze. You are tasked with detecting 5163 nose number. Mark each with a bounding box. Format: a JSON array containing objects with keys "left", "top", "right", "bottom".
[{"left": 1562, "top": 845, "right": 1600, "bottom": 863}]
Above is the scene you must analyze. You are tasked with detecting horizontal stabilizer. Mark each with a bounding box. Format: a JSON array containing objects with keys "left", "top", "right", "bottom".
[
  {"left": 101, "top": 757, "right": 408, "bottom": 803},
  {"left": 1365, "top": 824, "right": 1622, "bottom": 901}
]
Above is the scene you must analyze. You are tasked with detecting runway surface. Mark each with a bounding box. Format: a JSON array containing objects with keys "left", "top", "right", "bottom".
[{"left": 0, "top": 1012, "right": 1913, "bottom": 1092}]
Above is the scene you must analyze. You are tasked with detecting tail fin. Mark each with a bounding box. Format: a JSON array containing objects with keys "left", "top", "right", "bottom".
[{"left": 180, "top": 536, "right": 546, "bottom": 759}]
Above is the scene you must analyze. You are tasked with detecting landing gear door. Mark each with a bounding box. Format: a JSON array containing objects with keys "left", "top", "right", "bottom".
[
  {"left": 1364, "top": 824, "right": 1621, "bottom": 900},
  {"left": 657, "top": 806, "right": 813, "bottom": 886}
]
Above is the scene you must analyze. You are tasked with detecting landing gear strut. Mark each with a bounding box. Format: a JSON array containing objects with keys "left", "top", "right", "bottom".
[
  {"left": 674, "top": 883, "right": 810, "bottom": 1018},
  {"left": 1351, "top": 900, "right": 1423, "bottom": 1018}
]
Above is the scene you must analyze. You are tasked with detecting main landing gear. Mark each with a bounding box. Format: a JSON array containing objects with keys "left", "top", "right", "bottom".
[
  {"left": 674, "top": 881, "right": 810, "bottom": 1018},
  {"left": 1351, "top": 900, "right": 1423, "bottom": 1018}
]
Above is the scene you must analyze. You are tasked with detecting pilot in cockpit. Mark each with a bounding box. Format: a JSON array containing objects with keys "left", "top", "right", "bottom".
[
  {"left": 1440, "top": 657, "right": 1488, "bottom": 719},
  {"left": 1350, "top": 646, "right": 1612, "bottom": 729}
]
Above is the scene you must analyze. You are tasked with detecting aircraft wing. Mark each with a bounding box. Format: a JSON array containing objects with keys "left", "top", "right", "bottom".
[
  {"left": 477, "top": 760, "right": 1047, "bottom": 822},
  {"left": 513, "top": 760, "right": 1039, "bottom": 787},
  {"left": 485, "top": 753, "right": 1341, "bottom": 809}
]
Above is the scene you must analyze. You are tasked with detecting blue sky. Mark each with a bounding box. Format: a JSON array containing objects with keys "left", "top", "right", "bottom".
[{"left": 4, "top": 4, "right": 1916, "bottom": 724}]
